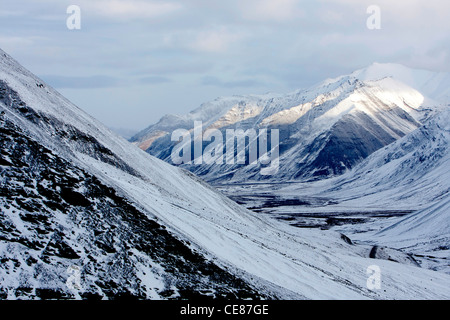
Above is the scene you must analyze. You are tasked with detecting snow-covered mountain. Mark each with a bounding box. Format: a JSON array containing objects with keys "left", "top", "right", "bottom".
[
  {"left": 131, "top": 63, "right": 450, "bottom": 183},
  {"left": 261, "top": 106, "right": 449, "bottom": 272},
  {"left": 0, "top": 49, "right": 266, "bottom": 300},
  {"left": 322, "top": 107, "right": 450, "bottom": 209},
  {"left": 2, "top": 49, "right": 450, "bottom": 299},
  {"left": 314, "top": 107, "right": 450, "bottom": 270}
]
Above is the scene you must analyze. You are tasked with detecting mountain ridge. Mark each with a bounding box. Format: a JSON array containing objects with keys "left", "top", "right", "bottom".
[{"left": 132, "top": 63, "right": 449, "bottom": 183}]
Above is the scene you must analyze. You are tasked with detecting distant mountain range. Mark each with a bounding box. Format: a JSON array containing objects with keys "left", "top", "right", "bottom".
[{"left": 131, "top": 62, "right": 450, "bottom": 183}]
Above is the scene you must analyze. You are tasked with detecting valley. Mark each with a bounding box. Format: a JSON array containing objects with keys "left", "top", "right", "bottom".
[
  {"left": 215, "top": 179, "right": 449, "bottom": 274},
  {"left": 220, "top": 183, "right": 413, "bottom": 230}
]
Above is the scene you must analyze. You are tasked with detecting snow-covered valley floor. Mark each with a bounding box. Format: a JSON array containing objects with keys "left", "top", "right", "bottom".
[{"left": 216, "top": 181, "right": 450, "bottom": 275}]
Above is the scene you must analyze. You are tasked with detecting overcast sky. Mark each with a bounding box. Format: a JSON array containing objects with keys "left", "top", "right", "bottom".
[{"left": 1, "top": 0, "right": 449, "bottom": 132}]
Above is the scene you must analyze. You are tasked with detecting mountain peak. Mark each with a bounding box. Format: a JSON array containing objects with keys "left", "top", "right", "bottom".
[
  {"left": 352, "top": 62, "right": 418, "bottom": 81},
  {"left": 348, "top": 62, "right": 450, "bottom": 104}
]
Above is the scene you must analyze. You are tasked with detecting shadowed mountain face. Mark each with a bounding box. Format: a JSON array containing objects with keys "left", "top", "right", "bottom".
[{"left": 132, "top": 64, "right": 448, "bottom": 184}]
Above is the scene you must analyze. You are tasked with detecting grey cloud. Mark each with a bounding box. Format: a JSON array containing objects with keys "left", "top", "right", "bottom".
[
  {"left": 138, "top": 75, "right": 172, "bottom": 84},
  {"left": 201, "top": 76, "right": 265, "bottom": 88},
  {"left": 40, "top": 75, "right": 123, "bottom": 89}
]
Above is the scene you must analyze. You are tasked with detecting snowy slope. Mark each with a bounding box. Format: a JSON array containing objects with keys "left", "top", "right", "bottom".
[
  {"left": 0, "top": 115, "right": 265, "bottom": 299},
  {"left": 132, "top": 63, "right": 449, "bottom": 183},
  {"left": 315, "top": 108, "right": 450, "bottom": 269},
  {"left": 1, "top": 48, "right": 450, "bottom": 299},
  {"left": 363, "top": 197, "right": 450, "bottom": 274},
  {"left": 321, "top": 107, "right": 450, "bottom": 209}
]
